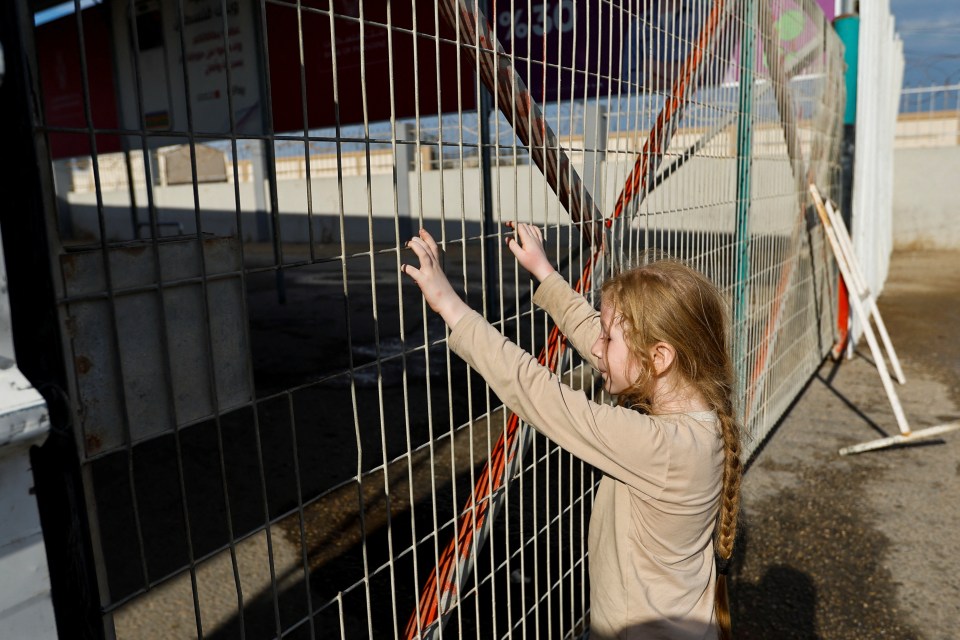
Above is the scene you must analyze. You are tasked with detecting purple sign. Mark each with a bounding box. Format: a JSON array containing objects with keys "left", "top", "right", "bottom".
[{"left": 495, "top": 0, "right": 622, "bottom": 101}]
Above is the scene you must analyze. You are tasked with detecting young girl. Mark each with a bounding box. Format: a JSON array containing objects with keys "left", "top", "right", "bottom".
[{"left": 402, "top": 225, "right": 740, "bottom": 640}]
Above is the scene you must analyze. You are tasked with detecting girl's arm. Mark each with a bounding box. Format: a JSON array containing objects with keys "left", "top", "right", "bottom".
[
  {"left": 506, "top": 222, "right": 601, "bottom": 370},
  {"left": 402, "top": 229, "right": 669, "bottom": 495},
  {"left": 401, "top": 228, "right": 471, "bottom": 328},
  {"left": 503, "top": 221, "right": 555, "bottom": 282},
  {"left": 449, "top": 309, "right": 670, "bottom": 496},
  {"left": 531, "top": 273, "right": 602, "bottom": 371}
]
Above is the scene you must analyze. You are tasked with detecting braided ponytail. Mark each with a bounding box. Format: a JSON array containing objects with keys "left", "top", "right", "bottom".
[{"left": 714, "top": 407, "right": 741, "bottom": 640}]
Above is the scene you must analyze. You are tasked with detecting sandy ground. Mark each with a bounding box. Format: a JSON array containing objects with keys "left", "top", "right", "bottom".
[{"left": 730, "top": 250, "right": 960, "bottom": 639}]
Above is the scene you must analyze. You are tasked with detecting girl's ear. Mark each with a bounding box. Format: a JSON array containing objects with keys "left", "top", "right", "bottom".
[{"left": 649, "top": 342, "right": 676, "bottom": 376}]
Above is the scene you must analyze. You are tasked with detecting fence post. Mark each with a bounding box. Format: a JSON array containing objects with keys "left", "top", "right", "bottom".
[
  {"left": 396, "top": 122, "right": 415, "bottom": 240},
  {"left": 51, "top": 159, "right": 75, "bottom": 239},
  {"left": 582, "top": 103, "right": 607, "bottom": 205},
  {"left": 733, "top": 0, "right": 757, "bottom": 415},
  {"left": 479, "top": 65, "right": 498, "bottom": 317},
  {"left": 252, "top": 139, "right": 271, "bottom": 242}
]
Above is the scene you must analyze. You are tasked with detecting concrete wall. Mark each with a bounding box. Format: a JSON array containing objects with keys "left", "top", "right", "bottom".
[
  {"left": 892, "top": 146, "right": 960, "bottom": 250},
  {"left": 65, "top": 155, "right": 802, "bottom": 245}
]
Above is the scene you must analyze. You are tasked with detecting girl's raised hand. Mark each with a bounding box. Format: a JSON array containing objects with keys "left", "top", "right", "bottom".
[
  {"left": 401, "top": 229, "right": 471, "bottom": 328},
  {"left": 505, "top": 222, "right": 555, "bottom": 282}
]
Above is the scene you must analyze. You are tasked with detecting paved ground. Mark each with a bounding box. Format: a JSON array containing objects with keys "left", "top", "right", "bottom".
[
  {"left": 730, "top": 250, "right": 960, "bottom": 639},
  {"left": 110, "top": 249, "right": 959, "bottom": 639}
]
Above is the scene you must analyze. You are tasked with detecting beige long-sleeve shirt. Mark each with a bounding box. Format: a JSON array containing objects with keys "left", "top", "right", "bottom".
[{"left": 448, "top": 271, "right": 723, "bottom": 639}]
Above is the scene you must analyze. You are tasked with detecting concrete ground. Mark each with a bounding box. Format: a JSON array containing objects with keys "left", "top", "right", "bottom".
[{"left": 730, "top": 250, "right": 960, "bottom": 639}]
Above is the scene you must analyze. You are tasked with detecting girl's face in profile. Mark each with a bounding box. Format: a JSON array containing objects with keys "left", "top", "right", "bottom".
[{"left": 592, "top": 302, "right": 641, "bottom": 395}]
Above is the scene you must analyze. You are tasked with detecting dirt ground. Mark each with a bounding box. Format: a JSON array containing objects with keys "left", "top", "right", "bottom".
[{"left": 730, "top": 250, "right": 960, "bottom": 639}]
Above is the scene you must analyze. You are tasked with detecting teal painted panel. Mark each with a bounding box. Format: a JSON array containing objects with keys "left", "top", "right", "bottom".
[{"left": 835, "top": 15, "right": 860, "bottom": 125}]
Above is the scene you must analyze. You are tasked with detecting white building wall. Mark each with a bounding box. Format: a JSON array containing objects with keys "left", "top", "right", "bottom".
[{"left": 892, "top": 146, "right": 960, "bottom": 250}]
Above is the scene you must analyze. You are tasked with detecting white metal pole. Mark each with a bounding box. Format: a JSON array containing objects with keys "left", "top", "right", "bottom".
[
  {"left": 824, "top": 197, "right": 906, "bottom": 383},
  {"left": 810, "top": 184, "right": 911, "bottom": 436}
]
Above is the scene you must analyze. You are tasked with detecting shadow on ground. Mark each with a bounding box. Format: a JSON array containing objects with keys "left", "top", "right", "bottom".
[{"left": 730, "top": 451, "right": 918, "bottom": 639}]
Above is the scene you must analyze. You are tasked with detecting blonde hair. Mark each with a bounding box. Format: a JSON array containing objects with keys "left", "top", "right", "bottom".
[{"left": 601, "top": 258, "right": 741, "bottom": 640}]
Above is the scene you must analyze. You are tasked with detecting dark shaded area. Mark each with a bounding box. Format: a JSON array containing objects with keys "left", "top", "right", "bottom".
[
  {"left": 734, "top": 565, "right": 818, "bottom": 639},
  {"left": 199, "top": 433, "right": 595, "bottom": 639},
  {"left": 85, "top": 232, "right": 587, "bottom": 637},
  {"left": 88, "top": 354, "right": 490, "bottom": 601}
]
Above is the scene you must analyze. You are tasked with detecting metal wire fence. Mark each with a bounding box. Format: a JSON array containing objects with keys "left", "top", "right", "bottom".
[{"left": 25, "top": 0, "right": 844, "bottom": 637}]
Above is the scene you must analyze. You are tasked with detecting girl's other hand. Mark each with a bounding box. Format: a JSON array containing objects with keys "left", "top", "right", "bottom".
[
  {"left": 402, "top": 229, "right": 470, "bottom": 328},
  {"left": 505, "top": 221, "right": 555, "bottom": 282}
]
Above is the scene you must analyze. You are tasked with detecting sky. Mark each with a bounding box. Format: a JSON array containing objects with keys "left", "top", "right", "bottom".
[{"left": 890, "top": 0, "right": 960, "bottom": 87}]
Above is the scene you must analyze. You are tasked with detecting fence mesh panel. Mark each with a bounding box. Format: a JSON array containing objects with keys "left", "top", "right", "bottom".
[{"left": 29, "top": 0, "right": 844, "bottom": 637}]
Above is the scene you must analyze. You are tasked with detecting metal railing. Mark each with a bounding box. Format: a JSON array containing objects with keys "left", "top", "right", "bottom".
[{"left": 895, "top": 84, "right": 960, "bottom": 148}]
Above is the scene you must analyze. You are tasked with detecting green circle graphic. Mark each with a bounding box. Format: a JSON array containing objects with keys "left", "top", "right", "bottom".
[{"left": 775, "top": 9, "right": 805, "bottom": 42}]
